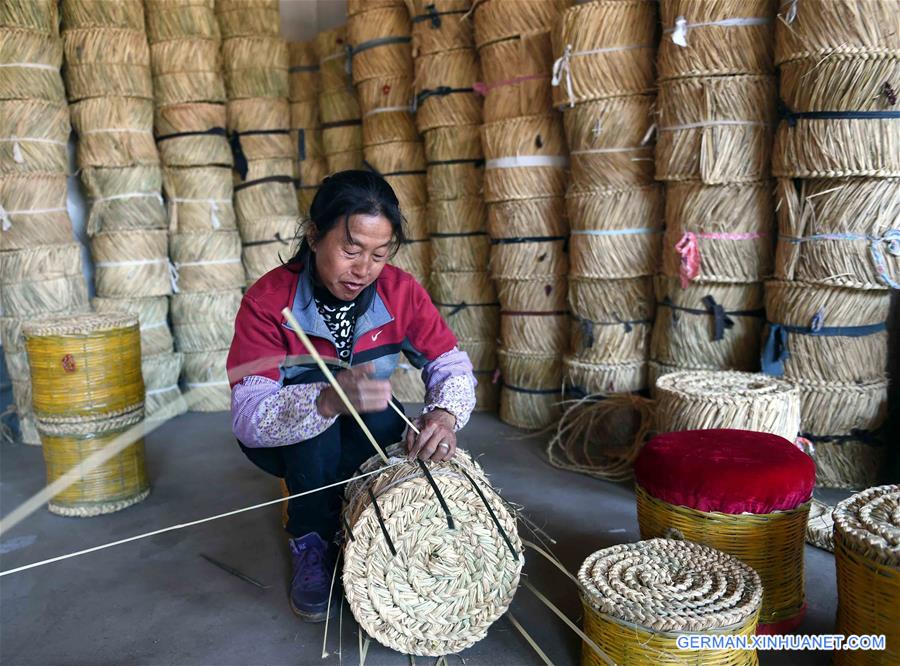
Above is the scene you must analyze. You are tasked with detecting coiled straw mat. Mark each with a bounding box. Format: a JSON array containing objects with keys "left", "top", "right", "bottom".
[
  {"left": 773, "top": 0, "right": 900, "bottom": 179},
  {"left": 347, "top": 5, "right": 413, "bottom": 85},
  {"left": 343, "top": 443, "right": 523, "bottom": 656},
  {"left": 170, "top": 231, "right": 245, "bottom": 293},
  {"left": 0, "top": 173, "right": 73, "bottom": 252},
  {"left": 0, "top": 99, "right": 69, "bottom": 174},
  {"left": 0, "top": 0, "right": 59, "bottom": 34},
  {"left": 154, "top": 103, "right": 232, "bottom": 168},
  {"left": 81, "top": 165, "right": 167, "bottom": 236},
  {"left": 164, "top": 166, "right": 236, "bottom": 233},
  {"left": 141, "top": 351, "right": 186, "bottom": 419},
  {"left": 0, "top": 28, "right": 65, "bottom": 103},
  {"left": 91, "top": 230, "right": 173, "bottom": 298},
  {"left": 663, "top": 182, "right": 774, "bottom": 286},
  {"left": 564, "top": 355, "right": 648, "bottom": 396},
  {"left": 473, "top": 0, "right": 569, "bottom": 50},
  {"left": 182, "top": 348, "right": 230, "bottom": 412},
  {"left": 654, "top": 370, "right": 800, "bottom": 441},
  {"left": 802, "top": 432, "right": 888, "bottom": 492},
  {"left": 833, "top": 484, "right": 900, "bottom": 665},
  {"left": 656, "top": 74, "right": 776, "bottom": 184},
  {"left": 774, "top": 177, "right": 900, "bottom": 290},
  {"left": 805, "top": 499, "right": 835, "bottom": 553},
  {"left": 357, "top": 75, "right": 415, "bottom": 133},
  {"left": 414, "top": 48, "right": 482, "bottom": 132},
  {"left": 424, "top": 124, "right": 483, "bottom": 201},
  {"left": 657, "top": 0, "right": 776, "bottom": 80},
  {"left": 221, "top": 35, "right": 289, "bottom": 100},
  {"left": 288, "top": 40, "right": 319, "bottom": 104},
  {"left": 391, "top": 239, "right": 431, "bottom": 285},
  {"left": 23, "top": 313, "right": 145, "bottom": 436},
  {"left": 215, "top": 0, "right": 280, "bottom": 40},
  {"left": 430, "top": 236, "right": 489, "bottom": 273},
  {"left": 0, "top": 243, "right": 89, "bottom": 318},
  {"left": 476, "top": 29, "right": 555, "bottom": 123},
  {"left": 579, "top": 539, "right": 762, "bottom": 666},
  {"left": 71, "top": 96, "right": 158, "bottom": 169},
  {"left": 429, "top": 270, "right": 499, "bottom": 341},
  {"left": 61, "top": 27, "right": 153, "bottom": 101},
  {"left": 551, "top": 0, "right": 657, "bottom": 109},
  {"left": 227, "top": 97, "right": 293, "bottom": 162},
  {"left": 408, "top": 0, "right": 474, "bottom": 57},
  {"left": 239, "top": 217, "right": 298, "bottom": 285},
  {"left": 145, "top": 0, "right": 219, "bottom": 42},
  {"left": 314, "top": 25, "right": 351, "bottom": 94},
  {"left": 149, "top": 37, "right": 225, "bottom": 106},
  {"left": 498, "top": 349, "right": 561, "bottom": 429},
  {"left": 92, "top": 295, "right": 173, "bottom": 357}
]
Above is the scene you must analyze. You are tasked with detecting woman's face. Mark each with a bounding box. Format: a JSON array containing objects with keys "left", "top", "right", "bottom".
[{"left": 309, "top": 213, "right": 394, "bottom": 301}]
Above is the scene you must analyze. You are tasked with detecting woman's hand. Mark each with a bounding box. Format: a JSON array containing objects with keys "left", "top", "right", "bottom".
[
  {"left": 406, "top": 409, "right": 457, "bottom": 462},
  {"left": 316, "top": 362, "right": 392, "bottom": 417}
]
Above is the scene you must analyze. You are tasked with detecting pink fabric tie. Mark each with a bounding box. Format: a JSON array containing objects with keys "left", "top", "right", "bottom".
[{"left": 675, "top": 230, "right": 767, "bottom": 287}]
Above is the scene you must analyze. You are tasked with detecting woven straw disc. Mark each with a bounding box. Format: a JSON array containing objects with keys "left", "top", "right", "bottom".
[
  {"left": 834, "top": 484, "right": 899, "bottom": 567},
  {"left": 343, "top": 445, "right": 523, "bottom": 656},
  {"left": 579, "top": 538, "right": 762, "bottom": 633},
  {"left": 806, "top": 499, "right": 835, "bottom": 552}
]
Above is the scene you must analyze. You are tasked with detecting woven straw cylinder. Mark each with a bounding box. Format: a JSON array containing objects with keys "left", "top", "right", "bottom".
[
  {"left": 0, "top": 243, "right": 89, "bottom": 317},
  {"left": 234, "top": 177, "right": 298, "bottom": 228},
  {"left": 24, "top": 313, "right": 145, "bottom": 435},
  {"left": 385, "top": 173, "right": 427, "bottom": 210},
  {"left": 288, "top": 40, "right": 319, "bottom": 103},
  {"left": 222, "top": 35, "right": 289, "bottom": 99},
  {"left": 427, "top": 196, "right": 485, "bottom": 234},
  {"left": 569, "top": 317, "right": 650, "bottom": 366},
  {"left": 424, "top": 125, "right": 483, "bottom": 200},
  {"left": 460, "top": 339, "right": 498, "bottom": 374},
  {"left": 227, "top": 97, "right": 292, "bottom": 161},
  {"left": 389, "top": 357, "right": 425, "bottom": 403},
  {"left": 81, "top": 165, "right": 167, "bottom": 235},
  {"left": 0, "top": 99, "right": 69, "bottom": 174},
  {"left": 391, "top": 240, "right": 430, "bottom": 285},
  {"left": 214, "top": 0, "right": 280, "bottom": 39},
  {"left": 657, "top": 0, "right": 776, "bottom": 80},
  {"left": 150, "top": 37, "right": 225, "bottom": 106},
  {"left": 806, "top": 499, "right": 836, "bottom": 552},
  {"left": 477, "top": 31, "right": 555, "bottom": 123},
  {"left": 563, "top": 96, "right": 656, "bottom": 188},
  {"left": 489, "top": 237, "right": 567, "bottom": 280},
  {"left": 431, "top": 235, "right": 489, "bottom": 273},
  {"left": 495, "top": 276, "right": 567, "bottom": 319},
  {"left": 430, "top": 270, "right": 499, "bottom": 341},
  {"left": 347, "top": 0, "right": 407, "bottom": 17},
  {"left": 482, "top": 115, "right": 568, "bottom": 201},
  {"left": 551, "top": 1, "right": 657, "bottom": 108},
  {"left": 0, "top": 29, "right": 65, "bottom": 102},
  {"left": 322, "top": 128, "right": 363, "bottom": 163},
  {"left": 409, "top": 0, "right": 473, "bottom": 56},
  {"left": 662, "top": 182, "right": 774, "bottom": 285},
  {"left": 343, "top": 444, "right": 523, "bottom": 655},
  {"left": 656, "top": 75, "right": 776, "bottom": 184},
  {"left": 145, "top": 0, "right": 218, "bottom": 41},
  {"left": 314, "top": 26, "right": 350, "bottom": 93},
  {"left": 363, "top": 110, "right": 418, "bottom": 148},
  {"left": 71, "top": 97, "right": 157, "bottom": 168},
  {"left": 171, "top": 289, "right": 242, "bottom": 353},
  {"left": 240, "top": 217, "right": 298, "bottom": 284},
  {"left": 142, "top": 351, "right": 186, "bottom": 418},
  {"left": 0, "top": 173, "right": 73, "bottom": 251},
  {"left": 61, "top": 27, "right": 153, "bottom": 101},
  {"left": 92, "top": 296, "right": 173, "bottom": 357},
  {"left": 402, "top": 204, "right": 428, "bottom": 241},
  {"left": 564, "top": 356, "right": 648, "bottom": 395},
  {"left": 796, "top": 377, "right": 888, "bottom": 439},
  {"left": 91, "top": 230, "right": 172, "bottom": 298},
  {"left": 654, "top": 370, "right": 800, "bottom": 441},
  {"left": 473, "top": 372, "right": 500, "bottom": 412},
  {"left": 763, "top": 280, "right": 889, "bottom": 382},
  {"left": 60, "top": 0, "right": 145, "bottom": 30},
  {"left": 357, "top": 75, "right": 414, "bottom": 124},
  {"left": 498, "top": 350, "right": 561, "bottom": 429},
  {"left": 569, "top": 275, "right": 655, "bottom": 321},
  {"left": 319, "top": 85, "right": 362, "bottom": 121},
  {"left": 804, "top": 433, "right": 887, "bottom": 491},
  {"left": 414, "top": 49, "right": 482, "bottom": 132},
  {"left": 487, "top": 196, "right": 566, "bottom": 240},
  {"left": 364, "top": 139, "right": 425, "bottom": 175},
  {"left": 1, "top": 0, "right": 59, "bottom": 33},
  {"left": 182, "top": 348, "right": 230, "bottom": 411},
  {"left": 154, "top": 102, "right": 232, "bottom": 168},
  {"left": 501, "top": 310, "right": 567, "bottom": 356},
  {"left": 651, "top": 277, "right": 764, "bottom": 372},
  {"left": 636, "top": 487, "right": 806, "bottom": 632},
  {"left": 290, "top": 99, "right": 320, "bottom": 131},
  {"left": 473, "top": 0, "right": 569, "bottom": 49},
  {"left": 774, "top": 178, "right": 900, "bottom": 289},
  {"left": 833, "top": 485, "right": 900, "bottom": 665},
  {"left": 170, "top": 231, "right": 245, "bottom": 292},
  {"left": 326, "top": 149, "right": 364, "bottom": 173},
  {"left": 164, "top": 166, "right": 236, "bottom": 233},
  {"left": 347, "top": 6, "right": 413, "bottom": 85}
]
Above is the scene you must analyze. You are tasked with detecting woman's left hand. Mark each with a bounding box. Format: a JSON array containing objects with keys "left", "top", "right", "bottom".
[{"left": 406, "top": 409, "right": 457, "bottom": 462}]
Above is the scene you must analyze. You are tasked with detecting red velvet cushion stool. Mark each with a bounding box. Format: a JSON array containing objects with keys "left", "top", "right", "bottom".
[{"left": 634, "top": 429, "right": 816, "bottom": 634}]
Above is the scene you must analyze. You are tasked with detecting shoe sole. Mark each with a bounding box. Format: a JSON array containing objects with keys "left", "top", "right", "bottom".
[{"left": 289, "top": 596, "right": 336, "bottom": 623}]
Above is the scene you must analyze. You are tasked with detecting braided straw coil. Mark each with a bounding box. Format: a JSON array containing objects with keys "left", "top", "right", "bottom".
[
  {"left": 425, "top": 125, "right": 484, "bottom": 201},
  {"left": 0, "top": 29, "right": 65, "bottom": 102},
  {"left": 806, "top": 499, "right": 835, "bottom": 553},
  {"left": 0, "top": 243, "right": 89, "bottom": 317},
  {"left": 145, "top": 0, "right": 219, "bottom": 42},
  {"left": 288, "top": 40, "right": 319, "bottom": 103},
  {"left": 0, "top": 173, "right": 73, "bottom": 252},
  {"left": 477, "top": 30, "right": 555, "bottom": 123},
  {"left": 804, "top": 434, "right": 887, "bottom": 492},
  {"left": 662, "top": 182, "right": 774, "bottom": 285},
  {"left": 170, "top": 231, "right": 245, "bottom": 292},
  {"left": 171, "top": 289, "right": 242, "bottom": 354},
  {"left": 428, "top": 196, "right": 485, "bottom": 234},
  {"left": 833, "top": 484, "right": 900, "bottom": 665},
  {"left": 0, "top": 0, "right": 59, "bottom": 34},
  {"left": 215, "top": 0, "right": 280, "bottom": 40},
  {"left": 657, "top": 0, "right": 776, "bottom": 80},
  {"left": 654, "top": 370, "right": 800, "bottom": 441},
  {"left": 221, "top": 35, "right": 289, "bottom": 99},
  {"left": 414, "top": 49, "right": 482, "bottom": 132},
  {"left": 155, "top": 102, "right": 232, "bottom": 168},
  {"left": 0, "top": 99, "right": 69, "bottom": 174},
  {"left": 150, "top": 37, "right": 225, "bottom": 106},
  {"left": 343, "top": 444, "right": 523, "bottom": 656},
  {"left": 314, "top": 26, "right": 351, "bottom": 94},
  {"left": 164, "top": 166, "right": 236, "bottom": 233},
  {"left": 71, "top": 96, "right": 158, "bottom": 168},
  {"left": 498, "top": 350, "right": 561, "bottom": 429},
  {"left": 551, "top": 0, "right": 657, "bottom": 108},
  {"left": 473, "top": 0, "right": 569, "bottom": 49},
  {"left": 227, "top": 97, "right": 293, "bottom": 161},
  {"left": 431, "top": 237, "right": 489, "bottom": 273},
  {"left": 92, "top": 296, "right": 173, "bottom": 357},
  {"left": 240, "top": 217, "right": 299, "bottom": 286},
  {"left": 81, "top": 165, "right": 167, "bottom": 236},
  {"left": 61, "top": 27, "right": 153, "bottom": 101},
  {"left": 429, "top": 270, "right": 499, "bottom": 341},
  {"left": 774, "top": 178, "right": 900, "bottom": 290},
  {"left": 409, "top": 0, "right": 474, "bottom": 56},
  {"left": 60, "top": 0, "right": 145, "bottom": 30},
  {"left": 564, "top": 355, "right": 648, "bottom": 395},
  {"left": 347, "top": 6, "right": 413, "bottom": 85},
  {"left": 142, "top": 351, "right": 186, "bottom": 418},
  {"left": 579, "top": 539, "right": 761, "bottom": 665},
  {"left": 91, "top": 230, "right": 172, "bottom": 298},
  {"left": 182, "top": 349, "right": 230, "bottom": 411}
]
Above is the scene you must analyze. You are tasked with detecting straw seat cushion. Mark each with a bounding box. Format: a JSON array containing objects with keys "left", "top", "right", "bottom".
[{"left": 635, "top": 429, "right": 815, "bottom": 514}]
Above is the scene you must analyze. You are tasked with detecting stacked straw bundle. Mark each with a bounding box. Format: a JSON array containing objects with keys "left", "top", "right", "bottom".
[
  {"left": 314, "top": 26, "right": 363, "bottom": 173},
  {"left": 765, "top": 0, "right": 898, "bottom": 488},
  {"left": 289, "top": 40, "right": 327, "bottom": 216},
  {"left": 651, "top": 0, "right": 778, "bottom": 384},
  {"left": 217, "top": 0, "right": 300, "bottom": 289},
  {"left": 474, "top": 0, "right": 571, "bottom": 429},
  {"left": 409, "top": 1, "right": 496, "bottom": 411},
  {"left": 0, "top": 3, "right": 89, "bottom": 444},
  {"left": 551, "top": 1, "right": 661, "bottom": 399},
  {"left": 146, "top": 0, "right": 240, "bottom": 416}
]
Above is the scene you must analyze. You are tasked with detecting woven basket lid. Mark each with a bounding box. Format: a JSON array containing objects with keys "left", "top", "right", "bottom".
[
  {"left": 656, "top": 370, "right": 796, "bottom": 402},
  {"left": 23, "top": 312, "right": 139, "bottom": 338},
  {"left": 579, "top": 538, "right": 763, "bottom": 633},
  {"left": 634, "top": 429, "right": 816, "bottom": 514},
  {"left": 834, "top": 484, "right": 900, "bottom": 567}
]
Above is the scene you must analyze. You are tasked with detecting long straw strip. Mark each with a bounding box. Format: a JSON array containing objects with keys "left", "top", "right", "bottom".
[
  {"left": 506, "top": 613, "right": 554, "bottom": 666},
  {"left": 0, "top": 62, "right": 58, "bottom": 70},
  {"left": 94, "top": 258, "right": 168, "bottom": 268},
  {"left": 363, "top": 105, "right": 414, "bottom": 118},
  {"left": 281, "top": 308, "right": 389, "bottom": 464},
  {"left": 174, "top": 258, "right": 243, "bottom": 268}
]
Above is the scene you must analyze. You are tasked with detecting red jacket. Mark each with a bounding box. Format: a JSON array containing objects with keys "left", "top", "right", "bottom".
[{"left": 227, "top": 262, "right": 458, "bottom": 388}]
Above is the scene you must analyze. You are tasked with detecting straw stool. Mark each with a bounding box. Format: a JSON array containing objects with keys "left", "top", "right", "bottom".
[
  {"left": 833, "top": 484, "right": 899, "bottom": 665},
  {"left": 579, "top": 538, "right": 763, "bottom": 665},
  {"left": 634, "top": 429, "right": 815, "bottom": 633}
]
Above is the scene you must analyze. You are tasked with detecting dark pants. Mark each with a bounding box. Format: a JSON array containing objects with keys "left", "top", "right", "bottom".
[{"left": 239, "top": 403, "right": 406, "bottom": 540}]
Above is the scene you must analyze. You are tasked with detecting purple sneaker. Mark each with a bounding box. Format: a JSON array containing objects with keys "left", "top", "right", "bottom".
[{"left": 288, "top": 533, "right": 337, "bottom": 622}]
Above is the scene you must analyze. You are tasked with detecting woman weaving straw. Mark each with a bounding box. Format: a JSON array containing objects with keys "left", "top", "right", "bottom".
[{"left": 226, "top": 171, "right": 477, "bottom": 622}]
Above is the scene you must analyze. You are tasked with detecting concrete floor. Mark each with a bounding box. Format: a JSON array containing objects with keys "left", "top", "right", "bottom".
[{"left": 1, "top": 409, "right": 843, "bottom": 666}]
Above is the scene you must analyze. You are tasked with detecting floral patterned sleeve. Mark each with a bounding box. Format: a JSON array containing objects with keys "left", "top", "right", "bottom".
[{"left": 420, "top": 347, "right": 477, "bottom": 431}]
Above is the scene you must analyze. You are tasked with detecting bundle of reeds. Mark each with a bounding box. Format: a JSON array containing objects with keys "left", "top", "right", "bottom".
[
  {"left": 473, "top": 0, "right": 569, "bottom": 50},
  {"left": 154, "top": 102, "right": 232, "bottom": 167},
  {"left": 655, "top": 75, "right": 776, "bottom": 184},
  {"left": 347, "top": 5, "right": 413, "bottom": 85},
  {"left": 61, "top": 27, "right": 153, "bottom": 101},
  {"left": 657, "top": 0, "right": 776, "bottom": 80},
  {"left": 215, "top": 0, "right": 279, "bottom": 40},
  {"left": 222, "top": 35, "right": 289, "bottom": 100},
  {"left": 233, "top": 161, "right": 298, "bottom": 225},
  {"left": 170, "top": 231, "right": 246, "bottom": 292},
  {"left": 650, "top": 277, "right": 764, "bottom": 372},
  {"left": 60, "top": 0, "right": 145, "bottom": 31},
  {"left": 357, "top": 73, "right": 413, "bottom": 117},
  {"left": 314, "top": 26, "right": 350, "bottom": 94},
  {"left": 170, "top": 289, "right": 243, "bottom": 353},
  {"left": 92, "top": 295, "right": 174, "bottom": 356},
  {"left": 182, "top": 348, "right": 231, "bottom": 411},
  {"left": 414, "top": 48, "right": 481, "bottom": 132},
  {"left": 391, "top": 240, "right": 431, "bottom": 285},
  {"left": 563, "top": 355, "right": 648, "bottom": 396},
  {"left": 0, "top": 243, "right": 89, "bottom": 317},
  {"left": 408, "top": 0, "right": 474, "bottom": 57},
  {"left": 71, "top": 96, "right": 158, "bottom": 168},
  {"left": 551, "top": 1, "right": 657, "bottom": 108},
  {"left": 774, "top": 178, "right": 900, "bottom": 289},
  {"left": 163, "top": 166, "right": 236, "bottom": 233},
  {"left": 362, "top": 107, "right": 418, "bottom": 146},
  {"left": 0, "top": 28, "right": 65, "bottom": 102},
  {"left": 477, "top": 31, "right": 554, "bottom": 123},
  {"left": 240, "top": 217, "right": 299, "bottom": 285},
  {"left": 424, "top": 125, "right": 483, "bottom": 201},
  {"left": 429, "top": 270, "right": 499, "bottom": 341},
  {"left": 91, "top": 230, "right": 173, "bottom": 298},
  {"left": 497, "top": 349, "right": 561, "bottom": 430},
  {"left": 0, "top": 173, "right": 73, "bottom": 251},
  {"left": 150, "top": 37, "right": 224, "bottom": 106},
  {"left": 145, "top": 0, "right": 218, "bottom": 41},
  {"left": 288, "top": 40, "right": 319, "bottom": 103},
  {"left": 80, "top": 165, "right": 167, "bottom": 235},
  {"left": 0, "top": 99, "right": 69, "bottom": 174},
  {"left": 227, "top": 97, "right": 293, "bottom": 161},
  {"left": 569, "top": 314, "right": 650, "bottom": 367},
  {"left": 661, "top": 182, "right": 774, "bottom": 285},
  {"left": 490, "top": 237, "right": 567, "bottom": 280},
  {"left": 142, "top": 352, "right": 187, "bottom": 418},
  {"left": 485, "top": 196, "right": 565, "bottom": 239},
  {"left": 430, "top": 236, "right": 489, "bottom": 273},
  {"left": 0, "top": 0, "right": 59, "bottom": 34}
]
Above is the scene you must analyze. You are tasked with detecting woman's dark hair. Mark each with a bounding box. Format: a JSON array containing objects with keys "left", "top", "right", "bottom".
[{"left": 289, "top": 170, "right": 407, "bottom": 264}]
